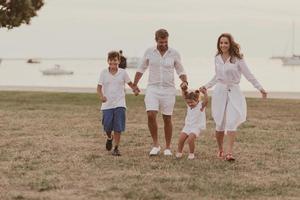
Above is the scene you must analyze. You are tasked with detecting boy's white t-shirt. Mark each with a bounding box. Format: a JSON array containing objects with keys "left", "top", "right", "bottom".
[{"left": 98, "top": 68, "right": 131, "bottom": 110}]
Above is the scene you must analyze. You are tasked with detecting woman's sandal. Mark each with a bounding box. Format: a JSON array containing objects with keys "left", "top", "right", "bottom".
[
  {"left": 225, "top": 153, "right": 235, "bottom": 162},
  {"left": 218, "top": 151, "right": 224, "bottom": 159}
]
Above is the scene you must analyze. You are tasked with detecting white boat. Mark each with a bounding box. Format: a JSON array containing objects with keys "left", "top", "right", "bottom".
[
  {"left": 127, "top": 57, "right": 141, "bottom": 68},
  {"left": 282, "top": 55, "right": 300, "bottom": 66},
  {"left": 41, "top": 65, "right": 74, "bottom": 75},
  {"left": 281, "top": 22, "right": 300, "bottom": 66},
  {"left": 27, "top": 58, "right": 41, "bottom": 64}
]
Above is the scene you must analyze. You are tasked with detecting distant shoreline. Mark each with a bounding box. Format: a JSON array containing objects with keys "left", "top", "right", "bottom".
[{"left": 1, "top": 85, "right": 300, "bottom": 99}]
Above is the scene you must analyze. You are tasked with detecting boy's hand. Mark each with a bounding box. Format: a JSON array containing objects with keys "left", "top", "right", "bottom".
[
  {"left": 133, "top": 86, "right": 140, "bottom": 96},
  {"left": 100, "top": 96, "right": 107, "bottom": 103}
]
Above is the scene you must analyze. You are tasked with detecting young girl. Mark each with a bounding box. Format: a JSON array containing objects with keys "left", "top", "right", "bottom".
[{"left": 176, "top": 87, "right": 208, "bottom": 160}]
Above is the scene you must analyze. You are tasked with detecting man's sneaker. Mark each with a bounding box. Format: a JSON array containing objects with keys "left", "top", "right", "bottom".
[
  {"left": 188, "top": 153, "right": 195, "bottom": 160},
  {"left": 163, "top": 149, "right": 172, "bottom": 156},
  {"left": 106, "top": 138, "right": 113, "bottom": 151},
  {"left": 176, "top": 152, "right": 183, "bottom": 158},
  {"left": 149, "top": 146, "right": 161, "bottom": 156},
  {"left": 112, "top": 148, "right": 121, "bottom": 156}
]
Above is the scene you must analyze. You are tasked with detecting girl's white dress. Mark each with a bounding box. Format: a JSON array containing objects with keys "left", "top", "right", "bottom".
[
  {"left": 182, "top": 101, "right": 206, "bottom": 137},
  {"left": 205, "top": 55, "right": 263, "bottom": 132}
]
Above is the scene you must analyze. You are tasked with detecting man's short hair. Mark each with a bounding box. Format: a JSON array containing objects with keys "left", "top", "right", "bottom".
[
  {"left": 107, "top": 51, "right": 120, "bottom": 61},
  {"left": 155, "top": 29, "right": 169, "bottom": 40}
]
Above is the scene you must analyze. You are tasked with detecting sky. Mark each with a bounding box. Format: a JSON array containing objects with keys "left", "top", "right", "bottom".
[{"left": 1, "top": 0, "right": 300, "bottom": 59}]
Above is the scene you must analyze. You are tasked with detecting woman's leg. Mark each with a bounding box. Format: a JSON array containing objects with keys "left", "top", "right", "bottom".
[
  {"left": 215, "top": 131, "right": 225, "bottom": 153},
  {"left": 226, "top": 131, "right": 236, "bottom": 155}
]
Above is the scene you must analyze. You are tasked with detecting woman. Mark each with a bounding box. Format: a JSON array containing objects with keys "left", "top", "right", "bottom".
[{"left": 200, "top": 33, "right": 267, "bottom": 161}]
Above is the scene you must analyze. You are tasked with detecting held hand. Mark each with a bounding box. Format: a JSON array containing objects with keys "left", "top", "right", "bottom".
[
  {"left": 200, "top": 105, "right": 206, "bottom": 112},
  {"left": 260, "top": 89, "right": 267, "bottom": 99},
  {"left": 101, "top": 96, "right": 107, "bottom": 103},
  {"left": 180, "top": 82, "right": 188, "bottom": 91},
  {"left": 133, "top": 86, "right": 140, "bottom": 96},
  {"left": 199, "top": 86, "right": 207, "bottom": 93}
]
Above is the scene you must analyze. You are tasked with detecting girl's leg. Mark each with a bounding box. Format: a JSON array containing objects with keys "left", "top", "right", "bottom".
[
  {"left": 187, "top": 134, "right": 197, "bottom": 154},
  {"left": 177, "top": 132, "right": 188, "bottom": 153}
]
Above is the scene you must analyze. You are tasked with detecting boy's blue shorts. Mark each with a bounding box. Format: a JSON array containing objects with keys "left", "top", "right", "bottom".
[{"left": 102, "top": 107, "right": 126, "bottom": 133}]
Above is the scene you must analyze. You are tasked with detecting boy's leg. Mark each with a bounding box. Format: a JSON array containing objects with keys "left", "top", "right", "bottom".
[
  {"left": 102, "top": 109, "right": 114, "bottom": 151},
  {"left": 112, "top": 107, "right": 126, "bottom": 156},
  {"left": 113, "top": 132, "right": 121, "bottom": 147},
  {"left": 112, "top": 132, "right": 121, "bottom": 156},
  {"left": 105, "top": 131, "right": 113, "bottom": 151},
  {"left": 177, "top": 132, "right": 188, "bottom": 153}
]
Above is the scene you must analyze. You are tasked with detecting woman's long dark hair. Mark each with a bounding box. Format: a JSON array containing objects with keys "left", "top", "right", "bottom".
[{"left": 216, "top": 33, "right": 243, "bottom": 63}]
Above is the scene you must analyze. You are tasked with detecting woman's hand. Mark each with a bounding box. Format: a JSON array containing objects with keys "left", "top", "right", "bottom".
[
  {"left": 199, "top": 86, "right": 207, "bottom": 93},
  {"left": 260, "top": 89, "right": 267, "bottom": 99}
]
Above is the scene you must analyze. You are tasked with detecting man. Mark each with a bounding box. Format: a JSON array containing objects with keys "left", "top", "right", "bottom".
[{"left": 133, "top": 29, "right": 188, "bottom": 156}]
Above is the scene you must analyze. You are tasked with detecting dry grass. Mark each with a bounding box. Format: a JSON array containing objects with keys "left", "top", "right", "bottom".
[{"left": 0, "top": 91, "right": 299, "bottom": 200}]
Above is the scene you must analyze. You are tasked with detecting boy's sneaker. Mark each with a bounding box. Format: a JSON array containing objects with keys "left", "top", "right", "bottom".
[
  {"left": 163, "top": 149, "right": 172, "bottom": 156},
  {"left": 106, "top": 138, "right": 113, "bottom": 151},
  {"left": 188, "top": 153, "right": 195, "bottom": 160},
  {"left": 112, "top": 148, "right": 121, "bottom": 156},
  {"left": 149, "top": 146, "right": 161, "bottom": 156}
]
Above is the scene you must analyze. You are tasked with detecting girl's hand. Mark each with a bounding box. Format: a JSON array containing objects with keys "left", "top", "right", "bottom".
[
  {"left": 199, "top": 86, "right": 207, "bottom": 93},
  {"left": 260, "top": 89, "right": 267, "bottom": 99},
  {"left": 101, "top": 96, "right": 107, "bottom": 102}
]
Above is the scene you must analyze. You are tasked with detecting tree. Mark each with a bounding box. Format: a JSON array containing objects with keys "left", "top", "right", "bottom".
[{"left": 0, "top": 0, "right": 44, "bottom": 29}]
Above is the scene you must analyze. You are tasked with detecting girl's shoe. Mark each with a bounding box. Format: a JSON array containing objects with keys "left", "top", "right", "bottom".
[
  {"left": 225, "top": 153, "right": 235, "bottom": 162},
  {"left": 176, "top": 152, "right": 183, "bottom": 158},
  {"left": 188, "top": 153, "right": 195, "bottom": 160},
  {"left": 218, "top": 150, "right": 224, "bottom": 159}
]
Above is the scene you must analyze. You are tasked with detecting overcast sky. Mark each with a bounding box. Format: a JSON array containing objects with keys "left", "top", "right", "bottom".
[{"left": 1, "top": 0, "right": 300, "bottom": 59}]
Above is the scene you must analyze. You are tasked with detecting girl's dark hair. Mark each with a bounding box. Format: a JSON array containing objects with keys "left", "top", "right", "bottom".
[
  {"left": 184, "top": 90, "right": 200, "bottom": 101},
  {"left": 216, "top": 33, "right": 243, "bottom": 63}
]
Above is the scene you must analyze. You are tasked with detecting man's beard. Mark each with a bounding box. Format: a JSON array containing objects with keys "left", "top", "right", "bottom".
[{"left": 158, "top": 45, "right": 168, "bottom": 51}]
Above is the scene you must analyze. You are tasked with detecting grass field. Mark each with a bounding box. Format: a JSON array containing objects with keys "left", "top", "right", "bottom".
[{"left": 0, "top": 91, "right": 299, "bottom": 200}]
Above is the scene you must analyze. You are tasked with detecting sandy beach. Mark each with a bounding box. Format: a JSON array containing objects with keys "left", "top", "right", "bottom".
[{"left": 1, "top": 85, "right": 300, "bottom": 99}]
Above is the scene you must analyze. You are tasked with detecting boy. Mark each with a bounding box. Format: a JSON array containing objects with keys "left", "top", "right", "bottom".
[{"left": 97, "top": 51, "right": 139, "bottom": 156}]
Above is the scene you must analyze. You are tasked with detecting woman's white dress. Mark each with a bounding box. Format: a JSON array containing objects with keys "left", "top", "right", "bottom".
[{"left": 205, "top": 55, "right": 263, "bottom": 132}]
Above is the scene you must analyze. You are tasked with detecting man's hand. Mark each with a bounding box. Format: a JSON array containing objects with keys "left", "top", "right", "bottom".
[
  {"left": 132, "top": 84, "right": 140, "bottom": 96},
  {"left": 180, "top": 81, "right": 188, "bottom": 91}
]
